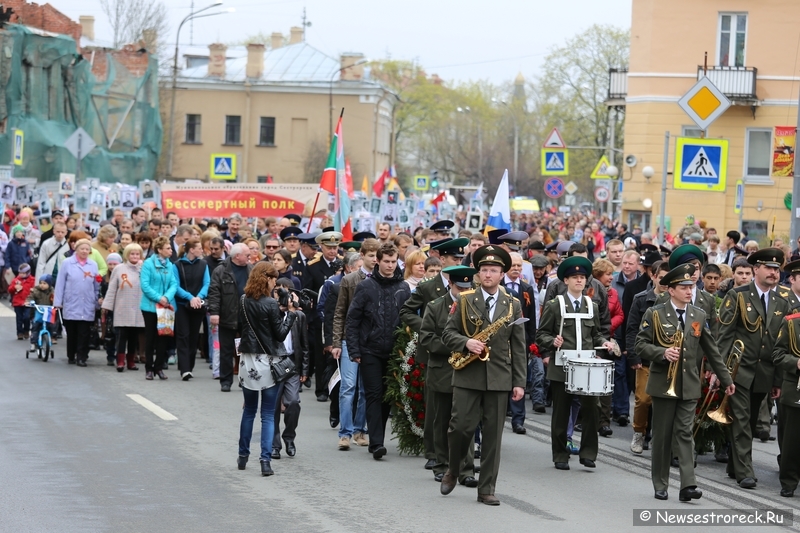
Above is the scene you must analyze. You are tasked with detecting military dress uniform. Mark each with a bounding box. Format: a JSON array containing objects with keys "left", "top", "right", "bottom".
[
  {"left": 717, "top": 249, "right": 790, "bottom": 487},
  {"left": 420, "top": 266, "right": 477, "bottom": 485},
  {"left": 402, "top": 238, "right": 469, "bottom": 467},
  {"left": 635, "top": 264, "right": 733, "bottom": 501},
  {"left": 304, "top": 231, "right": 343, "bottom": 400},
  {"left": 536, "top": 256, "right": 609, "bottom": 468},
  {"left": 659, "top": 244, "right": 720, "bottom": 339},
  {"left": 772, "top": 313, "right": 800, "bottom": 498},
  {"left": 440, "top": 246, "right": 526, "bottom": 505}
]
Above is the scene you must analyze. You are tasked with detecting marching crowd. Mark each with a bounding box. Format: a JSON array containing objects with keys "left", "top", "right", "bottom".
[{"left": 2, "top": 202, "right": 799, "bottom": 505}]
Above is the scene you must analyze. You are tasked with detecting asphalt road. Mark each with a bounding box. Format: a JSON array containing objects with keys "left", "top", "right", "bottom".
[{"left": 1, "top": 304, "right": 798, "bottom": 532}]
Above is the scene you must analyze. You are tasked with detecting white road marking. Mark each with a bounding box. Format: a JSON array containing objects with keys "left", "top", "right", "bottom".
[{"left": 126, "top": 394, "right": 178, "bottom": 421}]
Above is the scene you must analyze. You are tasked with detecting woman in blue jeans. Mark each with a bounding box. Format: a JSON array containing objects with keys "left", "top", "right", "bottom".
[{"left": 236, "top": 262, "right": 296, "bottom": 476}]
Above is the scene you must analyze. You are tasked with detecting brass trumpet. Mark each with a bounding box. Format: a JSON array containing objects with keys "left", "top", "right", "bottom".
[
  {"left": 665, "top": 330, "right": 683, "bottom": 397},
  {"left": 707, "top": 340, "right": 744, "bottom": 424}
]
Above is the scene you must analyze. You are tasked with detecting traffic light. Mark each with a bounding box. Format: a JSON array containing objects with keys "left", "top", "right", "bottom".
[{"left": 431, "top": 169, "right": 439, "bottom": 189}]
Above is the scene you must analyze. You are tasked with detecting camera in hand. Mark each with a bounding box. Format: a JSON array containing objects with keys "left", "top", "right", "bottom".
[{"left": 275, "top": 287, "right": 290, "bottom": 308}]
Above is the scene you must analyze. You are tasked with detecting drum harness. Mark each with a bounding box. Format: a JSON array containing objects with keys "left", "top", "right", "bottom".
[{"left": 555, "top": 295, "right": 594, "bottom": 366}]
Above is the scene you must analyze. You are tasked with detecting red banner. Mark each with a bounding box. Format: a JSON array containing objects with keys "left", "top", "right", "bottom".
[{"left": 160, "top": 183, "right": 318, "bottom": 218}]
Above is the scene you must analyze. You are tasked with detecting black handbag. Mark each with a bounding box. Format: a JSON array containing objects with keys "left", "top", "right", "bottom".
[{"left": 240, "top": 296, "right": 296, "bottom": 383}]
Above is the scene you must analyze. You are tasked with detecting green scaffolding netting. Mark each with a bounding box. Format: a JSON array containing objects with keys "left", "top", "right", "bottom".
[{"left": 0, "top": 24, "right": 162, "bottom": 184}]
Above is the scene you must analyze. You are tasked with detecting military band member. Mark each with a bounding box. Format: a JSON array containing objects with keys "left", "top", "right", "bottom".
[
  {"left": 635, "top": 264, "right": 734, "bottom": 501},
  {"left": 420, "top": 266, "right": 477, "bottom": 487},
  {"left": 779, "top": 260, "right": 800, "bottom": 313},
  {"left": 536, "top": 256, "right": 614, "bottom": 471},
  {"left": 772, "top": 311, "right": 800, "bottom": 498},
  {"left": 402, "top": 238, "right": 469, "bottom": 469},
  {"left": 656, "top": 244, "right": 719, "bottom": 338},
  {"left": 717, "top": 248, "right": 790, "bottom": 489},
  {"left": 440, "top": 245, "right": 526, "bottom": 506}
]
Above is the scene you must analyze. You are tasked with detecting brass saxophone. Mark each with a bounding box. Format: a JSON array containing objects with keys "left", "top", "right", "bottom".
[{"left": 449, "top": 299, "right": 514, "bottom": 370}]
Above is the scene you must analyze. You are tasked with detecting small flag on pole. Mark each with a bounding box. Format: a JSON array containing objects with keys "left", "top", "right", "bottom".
[{"left": 485, "top": 170, "right": 511, "bottom": 234}]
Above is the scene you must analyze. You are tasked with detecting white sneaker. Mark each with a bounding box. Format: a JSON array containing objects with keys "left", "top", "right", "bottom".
[{"left": 631, "top": 432, "right": 644, "bottom": 454}]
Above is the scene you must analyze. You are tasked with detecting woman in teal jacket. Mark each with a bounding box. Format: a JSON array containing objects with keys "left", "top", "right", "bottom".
[{"left": 140, "top": 236, "right": 178, "bottom": 380}]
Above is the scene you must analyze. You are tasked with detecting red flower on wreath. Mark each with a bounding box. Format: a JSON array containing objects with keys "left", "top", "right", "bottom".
[
  {"left": 413, "top": 393, "right": 423, "bottom": 402},
  {"left": 403, "top": 374, "right": 410, "bottom": 381},
  {"left": 411, "top": 380, "right": 420, "bottom": 388},
  {"left": 412, "top": 369, "right": 421, "bottom": 378},
  {"left": 406, "top": 391, "right": 413, "bottom": 398},
  {"left": 95, "top": 275, "right": 103, "bottom": 283},
  {"left": 407, "top": 357, "right": 415, "bottom": 366},
  {"left": 417, "top": 412, "right": 425, "bottom": 420},
  {"left": 419, "top": 363, "right": 426, "bottom": 369}
]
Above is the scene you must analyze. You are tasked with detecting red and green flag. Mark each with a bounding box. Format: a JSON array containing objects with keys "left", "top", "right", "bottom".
[{"left": 318, "top": 113, "right": 352, "bottom": 240}]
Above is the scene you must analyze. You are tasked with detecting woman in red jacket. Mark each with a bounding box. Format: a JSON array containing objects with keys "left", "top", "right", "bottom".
[{"left": 592, "top": 258, "right": 623, "bottom": 335}]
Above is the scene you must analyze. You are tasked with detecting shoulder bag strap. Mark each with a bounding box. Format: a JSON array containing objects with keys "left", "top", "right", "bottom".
[
  {"left": 45, "top": 241, "right": 66, "bottom": 265},
  {"left": 240, "top": 295, "right": 269, "bottom": 356}
]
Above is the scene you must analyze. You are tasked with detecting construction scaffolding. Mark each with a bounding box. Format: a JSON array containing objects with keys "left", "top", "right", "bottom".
[{"left": 0, "top": 23, "right": 162, "bottom": 184}]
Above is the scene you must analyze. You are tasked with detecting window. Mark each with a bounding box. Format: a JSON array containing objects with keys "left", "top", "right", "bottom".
[
  {"left": 259, "top": 117, "right": 275, "bottom": 146},
  {"left": 185, "top": 114, "right": 201, "bottom": 144},
  {"left": 742, "top": 220, "right": 767, "bottom": 244},
  {"left": 225, "top": 115, "right": 241, "bottom": 145},
  {"left": 744, "top": 128, "right": 772, "bottom": 182},
  {"left": 719, "top": 13, "right": 747, "bottom": 67}
]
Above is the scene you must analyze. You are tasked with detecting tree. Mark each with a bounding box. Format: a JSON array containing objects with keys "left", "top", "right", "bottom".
[
  {"left": 532, "top": 25, "right": 630, "bottom": 196},
  {"left": 100, "top": 0, "right": 169, "bottom": 49}
]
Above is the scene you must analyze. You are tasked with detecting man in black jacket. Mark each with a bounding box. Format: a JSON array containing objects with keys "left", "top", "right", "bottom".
[
  {"left": 207, "top": 243, "right": 253, "bottom": 392},
  {"left": 346, "top": 243, "right": 411, "bottom": 460},
  {"left": 625, "top": 260, "right": 669, "bottom": 454}
]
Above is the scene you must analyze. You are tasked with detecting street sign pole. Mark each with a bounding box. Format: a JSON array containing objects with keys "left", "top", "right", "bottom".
[
  {"left": 738, "top": 181, "right": 744, "bottom": 232},
  {"left": 658, "top": 131, "right": 669, "bottom": 245}
]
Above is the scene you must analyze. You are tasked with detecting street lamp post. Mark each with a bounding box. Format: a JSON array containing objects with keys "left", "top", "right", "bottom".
[
  {"left": 492, "top": 98, "right": 519, "bottom": 194},
  {"left": 166, "top": 2, "right": 228, "bottom": 177},
  {"left": 456, "top": 106, "right": 482, "bottom": 182},
  {"left": 329, "top": 59, "right": 369, "bottom": 139}
]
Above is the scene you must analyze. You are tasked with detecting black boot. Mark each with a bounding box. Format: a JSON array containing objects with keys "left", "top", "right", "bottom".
[
  {"left": 260, "top": 460, "right": 274, "bottom": 476},
  {"left": 237, "top": 456, "right": 248, "bottom": 470}
]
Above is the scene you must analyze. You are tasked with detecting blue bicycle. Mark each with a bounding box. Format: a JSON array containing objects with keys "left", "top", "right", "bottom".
[{"left": 25, "top": 303, "right": 58, "bottom": 362}]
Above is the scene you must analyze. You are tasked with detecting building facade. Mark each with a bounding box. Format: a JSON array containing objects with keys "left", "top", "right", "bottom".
[
  {"left": 165, "top": 27, "right": 394, "bottom": 184},
  {"left": 615, "top": 0, "right": 800, "bottom": 243}
]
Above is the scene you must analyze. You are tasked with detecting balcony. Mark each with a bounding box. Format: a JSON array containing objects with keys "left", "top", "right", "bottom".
[
  {"left": 697, "top": 66, "right": 758, "bottom": 103},
  {"left": 606, "top": 68, "right": 627, "bottom": 106}
]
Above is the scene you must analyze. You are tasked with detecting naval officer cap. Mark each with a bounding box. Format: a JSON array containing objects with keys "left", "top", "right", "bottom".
[
  {"left": 748, "top": 247, "right": 784, "bottom": 268},
  {"left": 315, "top": 231, "right": 344, "bottom": 248},
  {"left": 442, "top": 265, "right": 477, "bottom": 288},
  {"left": 280, "top": 226, "right": 303, "bottom": 241},
  {"left": 472, "top": 245, "right": 512, "bottom": 272},
  {"left": 432, "top": 237, "right": 469, "bottom": 257},
  {"left": 498, "top": 231, "right": 529, "bottom": 251},
  {"left": 284, "top": 214, "right": 302, "bottom": 226},
  {"left": 661, "top": 263, "right": 696, "bottom": 287},
  {"left": 430, "top": 220, "right": 455, "bottom": 234},
  {"left": 529, "top": 240, "right": 546, "bottom": 251},
  {"left": 556, "top": 256, "right": 593, "bottom": 281},
  {"left": 486, "top": 229, "right": 507, "bottom": 245},
  {"left": 353, "top": 231, "right": 376, "bottom": 242},
  {"left": 297, "top": 232, "right": 321, "bottom": 246}
]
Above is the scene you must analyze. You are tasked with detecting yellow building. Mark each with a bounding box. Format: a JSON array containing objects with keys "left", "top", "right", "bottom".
[
  {"left": 165, "top": 27, "right": 394, "bottom": 184},
  {"left": 614, "top": 0, "right": 800, "bottom": 243}
]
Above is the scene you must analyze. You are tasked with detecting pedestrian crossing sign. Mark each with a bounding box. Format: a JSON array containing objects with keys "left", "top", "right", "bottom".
[
  {"left": 541, "top": 148, "right": 569, "bottom": 176},
  {"left": 210, "top": 153, "right": 236, "bottom": 180},
  {"left": 673, "top": 137, "right": 728, "bottom": 192}
]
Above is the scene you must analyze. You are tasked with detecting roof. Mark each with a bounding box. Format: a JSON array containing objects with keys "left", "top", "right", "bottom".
[{"left": 178, "top": 41, "right": 363, "bottom": 84}]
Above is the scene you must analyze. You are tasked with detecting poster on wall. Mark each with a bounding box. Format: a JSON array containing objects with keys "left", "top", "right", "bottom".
[{"left": 772, "top": 126, "right": 796, "bottom": 177}]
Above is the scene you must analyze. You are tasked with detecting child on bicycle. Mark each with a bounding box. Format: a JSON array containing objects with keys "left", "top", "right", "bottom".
[
  {"left": 26, "top": 274, "right": 56, "bottom": 351},
  {"left": 9, "top": 263, "right": 34, "bottom": 339}
]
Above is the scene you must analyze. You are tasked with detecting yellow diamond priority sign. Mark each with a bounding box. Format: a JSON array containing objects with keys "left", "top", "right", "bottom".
[{"left": 677, "top": 77, "right": 730, "bottom": 131}]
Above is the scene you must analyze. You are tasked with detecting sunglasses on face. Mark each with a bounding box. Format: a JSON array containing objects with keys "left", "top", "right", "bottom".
[{"left": 265, "top": 245, "right": 279, "bottom": 249}]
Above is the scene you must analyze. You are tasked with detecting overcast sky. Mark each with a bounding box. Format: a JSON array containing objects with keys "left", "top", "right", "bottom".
[{"left": 53, "top": 0, "right": 631, "bottom": 84}]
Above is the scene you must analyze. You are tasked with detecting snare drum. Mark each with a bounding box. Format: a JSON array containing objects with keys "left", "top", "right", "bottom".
[{"left": 565, "top": 358, "right": 614, "bottom": 396}]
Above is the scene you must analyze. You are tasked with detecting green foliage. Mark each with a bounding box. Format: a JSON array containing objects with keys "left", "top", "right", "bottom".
[{"left": 372, "top": 25, "right": 630, "bottom": 201}]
